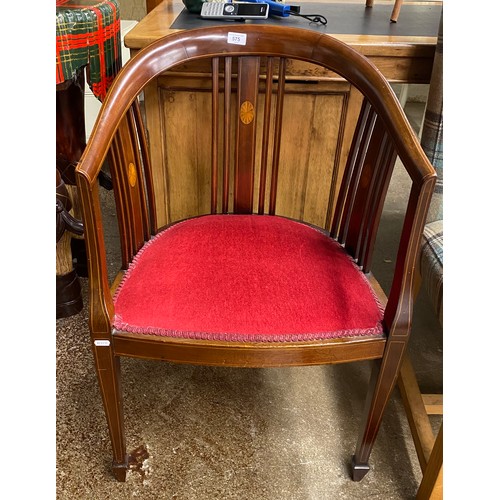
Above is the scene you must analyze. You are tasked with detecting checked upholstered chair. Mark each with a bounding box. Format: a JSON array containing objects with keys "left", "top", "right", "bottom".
[
  {"left": 398, "top": 11, "right": 443, "bottom": 498},
  {"left": 75, "top": 25, "right": 436, "bottom": 482}
]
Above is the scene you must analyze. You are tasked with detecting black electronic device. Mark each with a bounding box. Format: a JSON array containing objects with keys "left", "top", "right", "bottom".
[{"left": 200, "top": 1, "right": 269, "bottom": 20}]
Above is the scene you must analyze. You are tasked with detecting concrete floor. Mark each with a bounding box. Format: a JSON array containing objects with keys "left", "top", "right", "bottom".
[{"left": 55, "top": 93, "right": 443, "bottom": 498}]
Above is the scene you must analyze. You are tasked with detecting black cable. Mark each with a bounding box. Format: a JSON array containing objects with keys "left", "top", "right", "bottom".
[{"left": 289, "top": 11, "right": 327, "bottom": 25}]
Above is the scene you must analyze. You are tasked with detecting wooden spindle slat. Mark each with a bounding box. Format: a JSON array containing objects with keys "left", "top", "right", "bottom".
[
  {"left": 211, "top": 58, "right": 220, "bottom": 214},
  {"left": 258, "top": 57, "right": 274, "bottom": 214},
  {"left": 359, "top": 136, "right": 396, "bottom": 271},
  {"left": 325, "top": 92, "right": 350, "bottom": 229},
  {"left": 269, "top": 58, "right": 286, "bottom": 215},
  {"left": 125, "top": 110, "right": 151, "bottom": 247},
  {"left": 222, "top": 57, "right": 232, "bottom": 214},
  {"left": 331, "top": 99, "right": 372, "bottom": 239},
  {"left": 108, "top": 136, "right": 133, "bottom": 267},
  {"left": 336, "top": 103, "right": 377, "bottom": 245},
  {"left": 234, "top": 56, "right": 260, "bottom": 214},
  {"left": 122, "top": 114, "right": 146, "bottom": 254},
  {"left": 344, "top": 114, "right": 386, "bottom": 259},
  {"left": 132, "top": 99, "right": 157, "bottom": 236},
  {"left": 107, "top": 109, "right": 155, "bottom": 267},
  {"left": 355, "top": 130, "right": 391, "bottom": 262}
]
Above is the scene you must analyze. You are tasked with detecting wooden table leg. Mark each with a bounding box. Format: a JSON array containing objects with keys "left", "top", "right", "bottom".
[
  {"left": 398, "top": 355, "right": 443, "bottom": 499},
  {"left": 391, "top": 0, "right": 403, "bottom": 22},
  {"left": 365, "top": 0, "right": 403, "bottom": 22},
  {"left": 417, "top": 424, "right": 443, "bottom": 499}
]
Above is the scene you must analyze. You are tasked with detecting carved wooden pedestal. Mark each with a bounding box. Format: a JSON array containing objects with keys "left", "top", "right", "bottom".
[{"left": 56, "top": 69, "right": 87, "bottom": 318}]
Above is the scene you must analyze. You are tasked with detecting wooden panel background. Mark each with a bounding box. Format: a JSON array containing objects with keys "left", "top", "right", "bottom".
[{"left": 145, "top": 71, "right": 365, "bottom": 230}]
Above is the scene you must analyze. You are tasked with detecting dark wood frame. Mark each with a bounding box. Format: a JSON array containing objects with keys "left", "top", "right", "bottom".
[{"left": 76, "top": 25, "right": 436, "bottom": 482}]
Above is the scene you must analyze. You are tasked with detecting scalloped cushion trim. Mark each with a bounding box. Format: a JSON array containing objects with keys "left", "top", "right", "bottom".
[
  {"left": 113, "top": 215, "right": 385, "bottom": 342},
  {"left": 112, "top": 319, "right": 384, "bottom": 343}
]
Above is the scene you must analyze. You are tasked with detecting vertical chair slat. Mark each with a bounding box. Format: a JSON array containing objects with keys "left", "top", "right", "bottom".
[
  {"left": 211, "top": 58, "right": 220, "bottom": 214},
  {"left": 258, "top": 57, "right": 274, "bottom": 215},
  {"left": 234, "top": 56, "right": 260, "bottom": 214},
  {"left": 121, "top": 112, "right": 147, "bottom": 254},
  {"left": 333, "top": 100, "right": 377, "bottom": 244},
  {"left": 107, "top": 109, "right": 151, "bottom": 268},
  {"left": 131, "top": 99, "right": 157, "bottom": 236},
  {"left": 268, "top": 58, "right": 286, "bottom": 215},
  {"left": 331, "top": 99, "right": 372, "bottom": 239},
  {"left": 338, "top": 105, "right": 377, "bottom": 246},
  {"left": 358, "top": 135, "right": 396, "bottom": 272},
  {"left": 344, "top": 114, "right": 386, "bottom": 259},
  {"left": 222, "top": 56, "right": 232, "bottom": 213},
  {"left": 125, "top": 109, "right": 151, "bottom": 245},
  {"left": 108, "top": 136, "right": 133, "bottom": 267},
  {"left": 325, "top": 92, "right": 350, "bottom": 229}
]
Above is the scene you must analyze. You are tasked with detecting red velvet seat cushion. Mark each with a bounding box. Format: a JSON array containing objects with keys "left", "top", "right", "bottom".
[{"left": 113, "top": 215, "right": 384, "bottom": 342}]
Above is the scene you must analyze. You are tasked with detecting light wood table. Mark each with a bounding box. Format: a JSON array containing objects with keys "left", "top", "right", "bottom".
[{"left": 125, "top": 0, "right": 441, "bottom": 229}]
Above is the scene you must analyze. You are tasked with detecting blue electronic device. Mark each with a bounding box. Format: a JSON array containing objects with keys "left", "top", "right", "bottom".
[{"left": 244, "top": 0, "right": 300, "bottom": 17}]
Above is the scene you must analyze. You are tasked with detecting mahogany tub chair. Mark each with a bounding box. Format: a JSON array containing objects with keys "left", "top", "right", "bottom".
[{"left": 75, "top": 25, "right": 436, "bottom": 482}]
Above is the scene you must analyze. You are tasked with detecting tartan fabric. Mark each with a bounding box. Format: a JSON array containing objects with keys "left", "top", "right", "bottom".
[
  {"left": 56, "top": 0, "right": 122, "bottom": 100},
  {"left": 419, "top": 10, "right": 443, "bottom": 328},
  {"left": 420, "top": 220, "right": 443, "bottom": 326},
  {"left": 421, "top": 9, "right": 443, "bottom": 223}
]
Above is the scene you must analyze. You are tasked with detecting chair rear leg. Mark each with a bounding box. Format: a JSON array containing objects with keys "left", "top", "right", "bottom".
[
  {"left": 351, "top": 340, "right": 406, "bottom": 480},
  {"left": 92, "top": 344, "right": 129, "bottom": 481}
]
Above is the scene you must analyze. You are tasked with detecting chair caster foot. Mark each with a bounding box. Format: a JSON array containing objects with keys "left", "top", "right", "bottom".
[
  {"left": 112, "top": 457, "right": 129, "bottom": 482},
  {"left": 351, "top": 456, "right": 370, "bottom": 481}
]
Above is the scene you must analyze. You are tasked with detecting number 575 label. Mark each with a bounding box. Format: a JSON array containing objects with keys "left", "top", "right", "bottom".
[{"left": 228, "top": 32, "right": 247, "bottom": 45}]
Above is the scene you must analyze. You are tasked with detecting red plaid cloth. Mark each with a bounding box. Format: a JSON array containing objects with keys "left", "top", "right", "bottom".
[{"left": 56, "top": 0, "right": 122, "bottom": 100}]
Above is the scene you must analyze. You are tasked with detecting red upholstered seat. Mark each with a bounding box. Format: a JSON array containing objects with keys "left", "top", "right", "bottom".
[{"left": 113, "top": 215, "right": 384, "bottom": 342}]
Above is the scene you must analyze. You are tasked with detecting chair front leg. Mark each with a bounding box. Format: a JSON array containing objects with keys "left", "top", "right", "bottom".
[
  {"left": 92, "top": 343, "right": 128, "bottom": 481},
  {"left": 351, "top": 338, "right": 406, "bottom": 480}
]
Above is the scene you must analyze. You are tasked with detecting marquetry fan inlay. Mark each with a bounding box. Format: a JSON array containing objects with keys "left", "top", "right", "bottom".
[
  {"left": 128, "top": 162, "right": 137, "bottom": 187},
  {"left": 240, "top": 100, "right": 254, "bottom": 124}
]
